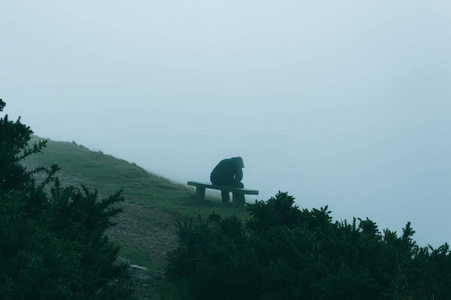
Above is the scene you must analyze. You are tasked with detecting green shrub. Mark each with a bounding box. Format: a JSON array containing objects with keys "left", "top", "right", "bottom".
[
  {"left": 167, "top": 191, "right": 451, "bottom": 300},
  {"left": 0, "top": 100, "right": 133, "bottom": 299}
]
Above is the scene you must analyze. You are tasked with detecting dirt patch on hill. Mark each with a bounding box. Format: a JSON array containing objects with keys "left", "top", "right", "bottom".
[
  {"left": 107, "top": 201, "right": 179, "bottom": 269},
  {"left": 107, "top": 200, "right": 182, "bottom": 300}
]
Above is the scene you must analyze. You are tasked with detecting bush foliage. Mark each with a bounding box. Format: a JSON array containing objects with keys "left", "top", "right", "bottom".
[
  {"left": 167, "top": 192, "right": 451, "bottom": 300},
  {"left": 0, "top": 100, "right": 133, "bottom": 299}
]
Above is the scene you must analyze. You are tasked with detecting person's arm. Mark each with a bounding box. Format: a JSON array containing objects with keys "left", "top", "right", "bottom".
[{"left": 235, "top": 167, "right": 243, "bottom": 182}]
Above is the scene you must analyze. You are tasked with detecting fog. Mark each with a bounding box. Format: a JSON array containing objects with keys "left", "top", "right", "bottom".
[{"left": 2, "top": 0, "right": 451, "bottom": 247}]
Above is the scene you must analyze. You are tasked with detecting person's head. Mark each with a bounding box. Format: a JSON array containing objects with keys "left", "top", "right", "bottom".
[{"left": 232, "top": 156, "right": 244, "bottom": 168}]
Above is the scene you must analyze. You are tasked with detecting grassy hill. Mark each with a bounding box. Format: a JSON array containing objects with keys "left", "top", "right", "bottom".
[{"left": 24, "top": 137, "right": 253, "bottom": 299}]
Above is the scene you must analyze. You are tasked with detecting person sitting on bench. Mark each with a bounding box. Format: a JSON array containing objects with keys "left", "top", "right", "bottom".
[{"left": 210, "top": 156, "right": 245, "bottom": 203}]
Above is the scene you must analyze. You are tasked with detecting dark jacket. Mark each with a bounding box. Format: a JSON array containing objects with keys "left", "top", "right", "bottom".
[{"left": 210, "top": 157, "right": 244, "bottom": 187}]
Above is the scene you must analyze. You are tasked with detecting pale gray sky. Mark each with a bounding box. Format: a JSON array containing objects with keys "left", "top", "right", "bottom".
[{"left": 1, "top": 0, "right": 450, "bottom": 247}]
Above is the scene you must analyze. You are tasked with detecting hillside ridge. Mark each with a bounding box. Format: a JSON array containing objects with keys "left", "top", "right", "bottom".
[
  {"left": 24, "top": 137, "right": 249, "bottom": 299},
  {"left": 24, "top": 137, "right": 192, "bottom": 265}
]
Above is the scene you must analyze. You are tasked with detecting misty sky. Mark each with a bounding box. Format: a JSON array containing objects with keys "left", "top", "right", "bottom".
[{"left": 1, "top": 1, "right": 450, "bottom": 247}]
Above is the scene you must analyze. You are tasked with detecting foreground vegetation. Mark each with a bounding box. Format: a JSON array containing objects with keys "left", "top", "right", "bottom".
[
  {"left": 167, "top": 193, "right": 451, "bottom": 299},
  {"left": 0, "top": 100, "right": 133, "bottom": 298}
]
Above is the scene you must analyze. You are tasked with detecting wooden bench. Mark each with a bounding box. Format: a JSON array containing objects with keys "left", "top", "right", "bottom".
[{"left": 187, "top": 181, "right": 259, "bottom": 205}]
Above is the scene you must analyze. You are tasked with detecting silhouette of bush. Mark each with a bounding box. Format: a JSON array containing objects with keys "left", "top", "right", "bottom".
[
  {"left": 167, "top": 191, "right": 451, "bottom": 300},
  {"left": 0, "top": 100, "right": 133, "bottom": 299}
]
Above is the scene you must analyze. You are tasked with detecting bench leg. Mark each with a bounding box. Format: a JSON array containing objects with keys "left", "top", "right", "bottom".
[
  {"left": 233, "top": 193, "right": 245, "bottom": 206},
  {"left": 196, "top": 187, "right": 206, "bottom": 200},
  {"left": 221, "top": 190, "right": 230, "bottom": 204}
]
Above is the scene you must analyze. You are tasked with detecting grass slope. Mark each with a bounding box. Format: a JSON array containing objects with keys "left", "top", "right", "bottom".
[{"left": 24, "top": 137, "right": 255, "bottom": 299}]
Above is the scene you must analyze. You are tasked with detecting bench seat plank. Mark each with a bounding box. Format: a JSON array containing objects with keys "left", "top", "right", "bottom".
[
  {"left": 187, "top": 181, "right": 259, "bottom": 195},
  {"left": 187, "top": 181, "right": 259, "bottom": 205}
]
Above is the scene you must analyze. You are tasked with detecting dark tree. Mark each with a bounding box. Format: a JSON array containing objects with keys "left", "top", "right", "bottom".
[{"left": 0, "top": 100, "right": 133, "bottom": 299}]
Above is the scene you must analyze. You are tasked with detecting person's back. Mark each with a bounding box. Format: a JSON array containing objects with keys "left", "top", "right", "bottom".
[{"left": 210, "top": 157, "right": 244, "bottom": 188}]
